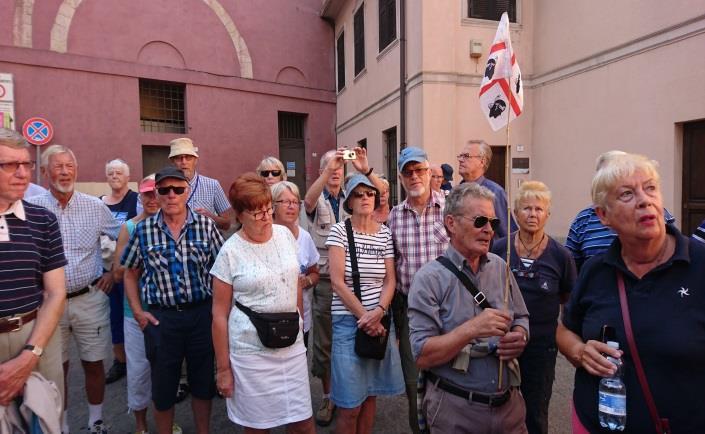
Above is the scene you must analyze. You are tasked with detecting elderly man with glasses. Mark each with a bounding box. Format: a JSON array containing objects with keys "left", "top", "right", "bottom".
[
  {"left": 121, "top": 166, "right": 224, "bottom": 434},
  {"left": 408, "top": 182, "right": 529, "bottom": 434},
  {"left": 457, "top": 140, "right": 517, "bottom": 239}
]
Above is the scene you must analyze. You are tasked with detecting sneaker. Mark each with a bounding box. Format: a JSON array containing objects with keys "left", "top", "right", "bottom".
[
  {"left": 105, "top": 360, "right": 126, "bottom": 384},
  {"left": 315, "top": 398, "right": 336, "bottom": 427},
  {"left": 171, "top": 424, "right": 182, "bottom": 434},
  {"left": 89, "top": 420, "right": 108, "bottom": 434},
  {"left": 175, "top": 382, "right": 190, "bottom": 403}
]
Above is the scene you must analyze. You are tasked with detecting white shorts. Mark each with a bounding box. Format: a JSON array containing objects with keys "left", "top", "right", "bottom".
[
  {"left": 60, "top": 286, "right": 111, "bottom": 363},
  {"left": 124, "top": 317, "right": 151, "bottom": 411}
]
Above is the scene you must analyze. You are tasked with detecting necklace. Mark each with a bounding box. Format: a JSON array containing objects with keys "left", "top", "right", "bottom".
[
  {"left": 518, "top": 232, "right": 545, "bottom": 259},
  {"left": 241, "top": 232, "right": 287, "bottom": 284}
]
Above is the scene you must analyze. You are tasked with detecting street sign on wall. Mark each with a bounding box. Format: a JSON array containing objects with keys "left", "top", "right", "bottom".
[
  {"left": 0, "top": 73, "right": 14, "bottom": 129},
  {"left": 22, "top": 117, "right": 54, "bottom": 146}
]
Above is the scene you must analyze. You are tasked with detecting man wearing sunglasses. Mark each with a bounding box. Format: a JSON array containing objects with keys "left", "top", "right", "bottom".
[
  {"left": 387, "top": 147, "right": 449, "bottom": 434},
  {"left": 121, "top": 166, "right": 224, "bottom": 434},
  {"left": 408, "top": 182, "right": 529, "bottom": 434},
  {"left": 28, "top": 144, "right": 121, "bottom": 434},
  {"left": 168, "top": 138, "right": 234, "bottom": 231},
  {"left": 457, "top": 140, "right": 517, "bottom": 239}
]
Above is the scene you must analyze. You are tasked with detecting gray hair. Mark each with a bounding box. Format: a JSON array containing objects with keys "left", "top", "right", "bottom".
[
  {"left": 40, "top": 144, "right": 77, "bottom": 168},
  {"left": 591, "top": 153, "right": 661, "bottom": 210},
  {"left": 467, "top": 140, "right": 492, "bottom": 171},
  {"left": 595, "top": 150, "right": 627, "bottom": 171},
  {"left": 270, "top": 180, "right": 301, "bottom": 202},
  {"left": 256, "top": 156, "right": 287, "bottom": 181},
  {"left": 444, "top": 182, "right": 495, "bottom": 218},
  {"left": 105, "top": 158, "right": 130, "bottom": 176},
  {"left": 0, "top": 128, "right": 29, "bottom": 149},
  {"left": 319, "top": 149, "right": 337, "bottom": 170}
]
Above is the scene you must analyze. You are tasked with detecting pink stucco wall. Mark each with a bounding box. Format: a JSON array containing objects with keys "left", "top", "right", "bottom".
[{"left": 1, "top": 0, "right": 336, "bottom": 188}]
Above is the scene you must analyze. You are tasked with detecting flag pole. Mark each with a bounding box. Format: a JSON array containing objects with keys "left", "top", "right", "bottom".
[{"left": 498, "top": 56, "right": 514, "bottom": 392}]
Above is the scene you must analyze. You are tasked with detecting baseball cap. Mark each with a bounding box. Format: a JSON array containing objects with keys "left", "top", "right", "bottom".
[
  {"left": 155, "top": 166, "right": 188, "bottom": 184},
  {"left": 398, "top": 147, "right": 428, "bottom": 171},
  {"left": 168, "top": 138, "right": 199, "bottom": 159},
  {"left": 343, "top": 174, "right": 380, "bottom": 214},
  {"left": 138, "top": 177, "right": 156, "bottom": 193}
]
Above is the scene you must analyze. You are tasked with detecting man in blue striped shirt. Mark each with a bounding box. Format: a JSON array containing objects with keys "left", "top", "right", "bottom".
[
  {"left": 0, "top": 129, "right": 67, "bottom": 409},
  {"left": 693, "top": 220, "right": 705, "bottom": 244},
  {"left": 121, "top": 166, "right": 223, "bottom": 434}
]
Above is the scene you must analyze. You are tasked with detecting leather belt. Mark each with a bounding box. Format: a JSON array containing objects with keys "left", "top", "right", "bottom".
[
  {"left": 0, "top": 309, "right": 38, "bottom": 333},
  {"left": 426, "top": 371, "right": 512, "bottom": 407},
  {"left": 67, "top": 278, "right": 100, "bottom": 299},
  {"left": 149, "top": 298, "right": 211, "bottom": 312}
]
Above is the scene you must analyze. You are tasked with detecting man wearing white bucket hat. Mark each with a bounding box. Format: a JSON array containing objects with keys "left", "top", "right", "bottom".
[{"left": 169, "top": 138, "right": 234, "bottom": 231}]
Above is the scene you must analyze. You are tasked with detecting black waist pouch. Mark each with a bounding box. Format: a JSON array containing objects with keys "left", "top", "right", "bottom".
[{"left": 235, "top": 301, "right": 299, "bottom": 348}]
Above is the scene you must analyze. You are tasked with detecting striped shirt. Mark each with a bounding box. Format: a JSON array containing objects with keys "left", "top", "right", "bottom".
[
  {"left": 387, "top": 190, "right": 449, "bottom": 295},
  {"left": 693, "top": 220, "right": 705, "bottom": 244},
  {"left": 325, "top": 222, "right": 394, "bottom": 315},
  {"left": 187, "top": 173, "right": 231, "bottom": 215},
  {"left": 565, "top": 205, "right": 676, "bottom": 270},
  {"left": 28, "top": 191, "right": 120, "bottom": 292},
  {"left": 121, "top": 207, "right": 224, "bottom": 307},
  {"left": 0, "top": 201, "right": 67, "bottom": 316}
]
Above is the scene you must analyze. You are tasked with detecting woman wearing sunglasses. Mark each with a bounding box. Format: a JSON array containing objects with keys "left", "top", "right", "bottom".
[
  {"left": 491, "top": 181, "right": 576, "bottom": 434},
  {"left": 271, "top": 180, "right": 320, "bottom": 348},
  {"left": 256, "top": 156, "right": 287, "bottom": 186},
  {"left": 325, "top": 174, "right": 404, "bottom": 434},
  {"left": 211, "top": 173, "right": 314, "bottom": 433}
]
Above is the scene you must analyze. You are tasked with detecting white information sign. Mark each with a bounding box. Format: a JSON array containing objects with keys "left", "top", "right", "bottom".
[{"left": 0, "top": 73, "right": 15, "bottom": 129}]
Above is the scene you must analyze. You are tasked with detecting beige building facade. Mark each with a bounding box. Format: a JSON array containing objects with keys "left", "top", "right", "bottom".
[{"left": 322, "top": 0, "right": 705, "bottom": 237}]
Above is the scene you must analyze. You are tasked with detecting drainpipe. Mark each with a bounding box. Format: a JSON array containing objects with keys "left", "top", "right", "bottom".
[{"left": 399, "top": 0, "right": 407, "bottom": 149}]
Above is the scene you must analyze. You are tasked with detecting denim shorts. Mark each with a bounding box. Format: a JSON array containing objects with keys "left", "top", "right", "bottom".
[{"left": 330, "top": 314, "right": 405, "bottom": 408}]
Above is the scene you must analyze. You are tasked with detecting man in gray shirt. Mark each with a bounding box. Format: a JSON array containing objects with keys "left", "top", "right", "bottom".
[{"left": 408, "top": 182, "right": 529, "bottom": 434}]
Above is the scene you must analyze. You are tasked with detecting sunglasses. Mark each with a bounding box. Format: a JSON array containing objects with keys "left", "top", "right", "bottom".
[
  {"left": 457, "top": 215, "right": 500, "bottom": 231},
  {"left": 401, "top": 167, "right": 429, "bottom": 178},
  {"left": 260, "top": 170, "right": 282, "bottom": 178},
  {"left": 511, "top": 268, "right": 537, "bottom": 279},
  {"left": 352, "top": 190, "right": 377, "bottom": 198},
  {"left": 157, "top": 186, "right": 187, "bottom": 195}
]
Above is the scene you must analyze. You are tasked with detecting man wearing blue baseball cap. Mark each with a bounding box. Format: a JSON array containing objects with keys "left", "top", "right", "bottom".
[{"left": 387, "top": 147, "right": 450, "bottom": 433}]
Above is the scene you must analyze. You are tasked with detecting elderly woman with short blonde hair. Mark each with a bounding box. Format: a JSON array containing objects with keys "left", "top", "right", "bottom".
[{"left": 256, "top": 156, "right": 287, "bottom": 186}]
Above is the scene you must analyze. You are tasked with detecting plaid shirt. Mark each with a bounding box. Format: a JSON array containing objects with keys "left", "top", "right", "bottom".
[
  {"left": 187, "top": 172, "right": 231, "bottom": 215},
  {"left": 121, "top": 207, "right": 224, "bottom": 306},
  {"left": 387, "top": 190, "right": 449, "bottom": 295},
  {"left": 28, "top": 191, "right": 120, "bottom": 292}
]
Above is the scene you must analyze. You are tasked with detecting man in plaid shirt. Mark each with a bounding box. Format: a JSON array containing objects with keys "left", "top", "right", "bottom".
[
  {"left": 121, "top": 166, "right": 223, "bottom": 434},
  {"left": 387, "top": 147, "right": 449, "bottom": 434}
]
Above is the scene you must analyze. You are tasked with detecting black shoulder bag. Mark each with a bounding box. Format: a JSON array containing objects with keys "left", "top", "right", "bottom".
[
  {"left": 235, "top": 301, "right": 299, "bottom": 349},
  {"left": 345, "top": 218, "right": 391, "bottom": 360}
]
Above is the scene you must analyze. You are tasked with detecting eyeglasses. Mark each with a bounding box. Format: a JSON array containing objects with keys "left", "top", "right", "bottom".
[
  {"left": 456, "top": 215, "right": 500, "bottom": 231},
  {"left": 457, "top": 153, "right": 483, "bottom": 161},
  {"left": 275, "top": 199, "right": 299, "bottom": 207},
  {"left": 156, "top": 186, "right": 187, "bottom": 195},
  {"left": 0, "top": 161, "right": 35, "bottom": 173},
  {"left": 431, "top": 175, "right": 444, "bottom": 180},
  {"left": 352, "top": 190, "right": 377, "bottom": 198},
  {"left": 401, "top": 167, "right": 429, "bottom": 178},
  {"left": 245, "top": 207, "right": 274, "bottom": 220},
  {"left": 260, "top": 170, "right": 282, "bottom": 178},
  {"left": 172, "top": 155, "right": 196, "bottom": 162}
]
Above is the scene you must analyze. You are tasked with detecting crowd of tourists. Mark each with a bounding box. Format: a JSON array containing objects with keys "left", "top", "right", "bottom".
[{"left": 2, "top": 127, "right": 705, "bottom": 434}]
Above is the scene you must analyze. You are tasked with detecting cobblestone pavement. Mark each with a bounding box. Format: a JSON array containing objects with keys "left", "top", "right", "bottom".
[{"left": 66, "top": 342, "right": 574, "bottom": 433}]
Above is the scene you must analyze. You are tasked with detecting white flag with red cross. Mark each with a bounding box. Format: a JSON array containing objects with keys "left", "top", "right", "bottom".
[{"left": 478, "top": 12, "right": 523, "bottom": 131}]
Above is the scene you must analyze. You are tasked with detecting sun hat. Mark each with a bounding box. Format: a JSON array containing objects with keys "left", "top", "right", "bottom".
[
  {"left": 343, "top": 174, "right": 380, "bottom": 214},
  {"left": 168, "top": 138, "right": 199, "bottom": 159}
]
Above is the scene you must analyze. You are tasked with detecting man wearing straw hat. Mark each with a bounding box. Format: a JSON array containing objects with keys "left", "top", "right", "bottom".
[
  {"left": 168, "top": 138, "right": 234, "bottom": 231},
  {"left": 408, "top": 182, "right": 529, "bottom": 433}
]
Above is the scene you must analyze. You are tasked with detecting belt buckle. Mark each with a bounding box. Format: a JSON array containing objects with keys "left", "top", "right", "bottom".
[
  {"left": 473, "top": 291, "right": 486, "bottom": 306},
  {"left": 8, "top": 315, "right": 23, "bottom": 332},
  {"left": 175, "top": 304, "right": 184, "bottom": 312}
]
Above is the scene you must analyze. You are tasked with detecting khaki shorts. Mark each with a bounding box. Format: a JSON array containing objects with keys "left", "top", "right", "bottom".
[{"left": 61, "top": 286, "right": 111, "bottom": 363}]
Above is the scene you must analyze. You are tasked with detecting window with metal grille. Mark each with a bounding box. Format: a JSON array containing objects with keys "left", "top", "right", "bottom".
[
  {"left": 278, "top": 112, "right": 305, "bottom": 140},
  {"left": 337, "top": 32, "right": 346, "bottom": 92},
  {"left": 467, "top": 0, "right": 516, "bottom": 22},
  {"left": 139, "top": 79, "right": 186, "bottom": 133},
  {"left": 378, "top": 0, "right": 396, "bottom": 51},
  {"left": 354, "top": 5, "right": 365, "bottom": 76}
]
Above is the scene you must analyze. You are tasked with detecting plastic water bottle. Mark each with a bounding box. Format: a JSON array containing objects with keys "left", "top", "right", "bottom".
[{"left": 598, "top": 341, "right": 627, "bottom": 431}]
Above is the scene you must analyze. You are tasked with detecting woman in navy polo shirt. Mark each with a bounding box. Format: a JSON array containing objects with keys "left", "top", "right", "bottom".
[
  {"left": 492, "top": 180, "right": 576, "bottom": 434},
  {"left": 557, "top": 153, "right": 705, "bottom": 433}
]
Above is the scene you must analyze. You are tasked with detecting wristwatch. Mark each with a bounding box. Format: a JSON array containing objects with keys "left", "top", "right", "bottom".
[{"left": 23, "top": 344, "right": 44, "bottom": 357}]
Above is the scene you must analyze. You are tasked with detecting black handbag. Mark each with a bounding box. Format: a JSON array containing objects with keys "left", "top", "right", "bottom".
[
  {"left": 235, "top": 301, "right": 299, "bottom": 349},
  {"left": 345, "top": 218, "right": 391, "bottom": 360}
]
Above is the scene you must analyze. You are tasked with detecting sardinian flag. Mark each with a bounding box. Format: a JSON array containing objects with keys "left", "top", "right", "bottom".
[{"left": 479, "top": 12, "right": 523, "bottom": 131}]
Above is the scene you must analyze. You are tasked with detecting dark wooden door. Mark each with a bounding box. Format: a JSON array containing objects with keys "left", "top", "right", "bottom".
[
  {"left": 486, "top": 146, "right": 507, "bottom": 188},
  {"left": 682, "top": 120, "right": 705, "bottom": 235}
]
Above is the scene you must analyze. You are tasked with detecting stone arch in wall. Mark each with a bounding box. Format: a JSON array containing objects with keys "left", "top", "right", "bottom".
[
  {"left": 275, "top": 66, "right": 308, "bottom": 87},
  {"left": 13, "top": 0, "right": 34, "bottom": 48},
  {"left": 47, "top": 0, "right": 253, "bottom": 78}
]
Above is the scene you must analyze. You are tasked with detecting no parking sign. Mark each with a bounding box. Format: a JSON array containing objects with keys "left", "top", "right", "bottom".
[{"left": 22, "top": 117, "right": 54, "bottom": 146}]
